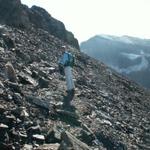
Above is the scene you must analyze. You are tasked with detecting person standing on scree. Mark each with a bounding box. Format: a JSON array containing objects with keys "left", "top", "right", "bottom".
[{"left": 58, "top": 46, "right": 75, "bottom": 105}]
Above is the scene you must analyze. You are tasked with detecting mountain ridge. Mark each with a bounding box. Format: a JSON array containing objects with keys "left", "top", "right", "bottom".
[{"left": 0, "top": 0, "right": 79, "bottom": 49}]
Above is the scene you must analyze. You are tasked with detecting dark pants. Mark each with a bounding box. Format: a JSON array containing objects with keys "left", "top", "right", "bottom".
[{"left": 64, "top": 89, "right": 75, "bottom": 106}]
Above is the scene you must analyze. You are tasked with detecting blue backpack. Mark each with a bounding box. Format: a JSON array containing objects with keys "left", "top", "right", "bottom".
[{"left": 58, "top": 52, "right": 74, "bottom": 75}]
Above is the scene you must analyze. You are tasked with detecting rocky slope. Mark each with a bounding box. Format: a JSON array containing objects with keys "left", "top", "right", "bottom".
[
  {"left": 0, "top": 0, "right": 79, "bottom": 49},
  {"left": 0, "top": 24, "right": 150, "bottom": 150},
  {"left": 80, "top": 35, "right": 150, "bottom": 88}
]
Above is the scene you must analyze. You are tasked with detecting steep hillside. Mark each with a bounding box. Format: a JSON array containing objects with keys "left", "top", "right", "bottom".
[
  {"left": 0, "top": 24, "right": 150, "bottom": 150},
  {"left": 0, "top": 0, "right": 79, "bottom": 49},
  {"left": 80, "top": 35, "right": 150, "bottom": 88}
]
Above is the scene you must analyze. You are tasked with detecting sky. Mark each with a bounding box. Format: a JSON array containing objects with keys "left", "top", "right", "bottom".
[{"left": 21, "top": 0, "right": 150, "bottom": 43}]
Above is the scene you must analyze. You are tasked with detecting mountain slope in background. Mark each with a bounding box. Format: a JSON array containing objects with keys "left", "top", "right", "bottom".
[
  {"left": 80, "top": 35, "right": 150, "bottom": 88},
  {"left": 0, "top": 0, "right": 79, "bottom": 49},
  {"left": 0, "top": 0, "right": 150, "bottom": 150}
]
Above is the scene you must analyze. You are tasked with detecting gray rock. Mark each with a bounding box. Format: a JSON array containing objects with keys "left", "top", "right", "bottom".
[
  {"left": 0, "top": 123, "right": 8, "bottom": 129},
  {"left": 49, "top": 67, "right": 56, "bottom": 74},
  {"left": 45, "top": 127, "right": 61, "bottom": 143},
  {"left": 0, "top": 123, "right": 9, "bottom": 143},
  {"left": 5, "top": 114, "right": 16, "bottom": 126},
  {"left": 18, "top": 72, "right": 37, "bottom": 86},
  {"left": 79, "top": 129, "right": 95, "bottom": 145},
  {"left": 25, "top": 95, "right": 55, "bottom": 111},
  {"left": 5, "top": 81, "right": 21, "bottom": 93},
  {"left": 22, "top": 144, "right": 33, "bottom": 150},
  {"left": 38, "top": 77, "right": 49, "bottom": 88},
  {"left": 32, "top": 134, "right": 45, "bottom": 140},
  {"left": 0, "top": 47, "right": 4, "bottom": 53},
  {"left": 27, "top": 125, "right": 41, "bottom": 135},
  {"left": 20, "top": 108, "right": 29, "bottom": 118},
  {"left": 2, "top": 34, "right": 15, "bottom": 49},
  {"left": 59, "top": 131, "right": 90, "bottom": 150},
  {"left": 5, "top": 62, "right": 17, "bottom": 83},
  {"left": 15, "top": 49, "right": 31, "bottom": 63},
  {"left": 13, "top": 92, "right": 23, "bottom": 104},
  {"left": 0, "top": 104, "right": 5, "bottom": 114},
  {"left": 35, "top": 143, "right": 60, "bottom": 150},
  {"left": 32, "top": 134, "right": 45, "bottom": 144}
]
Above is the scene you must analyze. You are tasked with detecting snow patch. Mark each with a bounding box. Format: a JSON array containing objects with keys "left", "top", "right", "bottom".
[
  {"left": 99, "top": 34, "right": 133, "bottom": 44},
  {"left": 100, "top": 34, "right": 115, "bottom": 40},
  {"left": 121, "top": 53, "right": 141, "bottom": 60},
  {"left": 118, "top": 36, "right": 133, "bottom": 44}
]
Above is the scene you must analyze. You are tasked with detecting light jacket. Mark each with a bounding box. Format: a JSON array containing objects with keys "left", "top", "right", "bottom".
[{"left": 58, "top": 51, "right": 74, "bottom": 67}]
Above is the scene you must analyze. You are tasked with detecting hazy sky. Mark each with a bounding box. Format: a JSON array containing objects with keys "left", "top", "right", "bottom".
[{"left": 21, "top": 0, "right": 150, "bottom": 43}]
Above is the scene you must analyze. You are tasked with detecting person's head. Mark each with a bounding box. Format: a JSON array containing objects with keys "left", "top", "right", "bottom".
[{"left": 61, "top": 45, "right": 66, "bottom": 51}]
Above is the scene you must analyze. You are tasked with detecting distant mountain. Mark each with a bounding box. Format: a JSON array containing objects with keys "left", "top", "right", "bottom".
[
  {"left": 80, "top": 35, "right": 150, "bottom": 88},
  {"left": 0, "top": 0, "right": 79, "bottom": 49}
]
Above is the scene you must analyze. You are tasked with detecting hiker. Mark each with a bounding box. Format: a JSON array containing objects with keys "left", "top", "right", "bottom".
[{"left": 58, "top": 46, "right": 75, "bottom": 103}]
